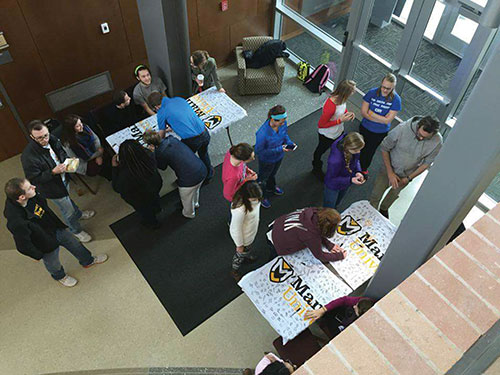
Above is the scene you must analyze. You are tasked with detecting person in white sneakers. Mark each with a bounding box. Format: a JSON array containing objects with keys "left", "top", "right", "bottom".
[
  {"left": 4, "top": 178, "right": 108, "bottom": 287},
  {"left": 21, "top": 120, "right": 95, "bottom": 242}
]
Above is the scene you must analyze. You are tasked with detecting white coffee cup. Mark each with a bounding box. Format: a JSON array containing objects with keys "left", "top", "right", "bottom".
[{"left": 197, "top": 74, "right": 204, "bottom": 86}]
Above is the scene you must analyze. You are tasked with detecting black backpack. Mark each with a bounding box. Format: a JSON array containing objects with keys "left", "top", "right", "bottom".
[{"left": 303, "top": 64, "right": 330, "bottom": 94}]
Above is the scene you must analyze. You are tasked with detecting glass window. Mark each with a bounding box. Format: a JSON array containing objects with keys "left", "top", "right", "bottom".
[
  {"left": 451, "top": 15, "right": 479, "bottom": 44},
  {"left": 424, "top": 1, "right": 446, "bottom": 40},
  {"left": 282, "top": 15, "right": 342, "bottom": 73},
  {"left": 454, "top": 69, "right": 481, "bottom": 117},
  {"left": 284, "top": 0, "right": 351, "bottom": 44},
  {"left": 399, "top": 82, "right": 441, "bottom": 121},
  {"left": 352, "top": 51, "right": 392, "bottom": 93}
]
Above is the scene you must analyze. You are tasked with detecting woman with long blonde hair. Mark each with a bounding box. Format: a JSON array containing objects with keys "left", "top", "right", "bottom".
[
  {"left": 324, "top": 132, "right": 366, "bottom": 209},
  {"left": 312, "top": 80, "right": 356, "bottom": 180}
]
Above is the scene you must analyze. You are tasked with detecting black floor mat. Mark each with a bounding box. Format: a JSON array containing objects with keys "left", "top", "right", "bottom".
[{"left": 110, "top": 110, "right": 382, "bottom": 335}]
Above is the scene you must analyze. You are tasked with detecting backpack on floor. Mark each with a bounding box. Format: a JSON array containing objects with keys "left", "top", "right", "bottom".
[
  {"left": 304, "top": 64, "right": 330, "bottom": 94},
  {"left": 297, "top": 61, "right": 311, "bottom": 82}
]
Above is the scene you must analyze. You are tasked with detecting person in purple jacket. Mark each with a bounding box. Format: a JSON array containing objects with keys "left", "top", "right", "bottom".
[
  {"left": 323, "top": 132, "right": 366, "bottom": 209},
  {"left": 266, "top": 207, "right": 347, "bottom": 262},
  {"left": 304, "top": 296, "right": 374, "bottom": 338}
]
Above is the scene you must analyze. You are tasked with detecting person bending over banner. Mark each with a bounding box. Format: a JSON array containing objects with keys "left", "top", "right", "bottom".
[
  {"left": 266, "top": 207, "right": 347, "bottom": 262},
  {"left": 304, "top": 296, "right": 374, "bottom": 339}
]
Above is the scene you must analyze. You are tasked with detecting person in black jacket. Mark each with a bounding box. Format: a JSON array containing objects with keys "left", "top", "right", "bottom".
[
  {"left": 111, "top": 140, "right": 163, "bottom": 229},
  {"left": 21, "top": 120, "right": 95, "bottom": 243},
  {"left": 4, "top": 178, "right": 108, "bottom": 287}
]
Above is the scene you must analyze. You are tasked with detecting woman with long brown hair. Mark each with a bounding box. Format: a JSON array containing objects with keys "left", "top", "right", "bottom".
[
  {"left": 312, "top": 80, "right": 356, "bottom": 180},
  {"left": 324, "top": 132, "right": 366, "bottom": 209},
  {"left": 190, "top": 50, "right": 225, "bottom": 94}
]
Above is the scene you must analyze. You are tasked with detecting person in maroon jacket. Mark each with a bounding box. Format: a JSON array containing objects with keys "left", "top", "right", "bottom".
[
  {"left": 266, "top": 207, "right": 347, "bottom": 262},
  {"left": 305, "top": 296, "right": 374, "bottom": 338}
]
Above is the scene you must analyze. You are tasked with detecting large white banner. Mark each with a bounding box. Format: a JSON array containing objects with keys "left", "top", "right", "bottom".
[
  {"left": 106, "top": 87, "right": 247, "bottom": 152},
  {"left": 329, "top": 200, "right": 397, "bottom": 290},
  {"left": 239, "top": 250, "right": 352, "bottom": 344}
]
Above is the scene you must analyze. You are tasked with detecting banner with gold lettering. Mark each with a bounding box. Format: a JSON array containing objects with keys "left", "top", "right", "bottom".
[
  {"left": 106, "top": 87, "right": 247, "bottom": 152},
  {"left": 329, "top": 200, "right": 397, "bottom": 290},
  {"left": 239, "top": 250, "right": 352, "bottom": 344}
]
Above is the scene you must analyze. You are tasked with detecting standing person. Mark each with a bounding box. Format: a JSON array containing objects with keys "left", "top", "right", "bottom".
[
  {"left": 190, "top": 50, "right": 225, "bottom": 94},
  {"left": 143, "top": 131, "right": 206, "bottom": 219},
  {"left": 323, "top": 132, "right": 366, "bottom": 209},
  {"left": 132, "top": 64, "right": 167, "bottom": 116},
  {"left": 21, "top": 120, "right": 94, "bottom": 243},
  {"left": 222, "top": 143, "right": 258, "bottom": 203},
  {"left": 304, "top": 296, "right": 374, "bottom": 338},
  {"left": 4, "top": 178, "right": 108, "bottom": 287},
  {"left": 370, "top": 115, "right": 443, "bottom": 218},
  {"left": 229, "top": 181, "right": 262, "bottom": 281},
  {"left": 255, "top": 105, "right": 296, "bottom": 209},
  {"left": 358, "top": 73, "right": 402, "bottom": 174},
  {"left": 60, "top": 114, "right": 110, "bottom": 179},
  {"left": 111, "top": 140, "right": 163, "bottom": 229},
  {"left": 148, "top": 92, "right": 214, "bottom": 181},
  {"left": 312, "top": 80, "right": 356, "bottom": 180},
  {"left": 267, "top": 207, "right": 347, "bottom": 262}
]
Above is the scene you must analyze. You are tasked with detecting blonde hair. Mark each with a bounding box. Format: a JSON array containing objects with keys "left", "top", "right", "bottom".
[
  {"left": 342, "top": 132, "right": 365, "bottom": 173},
  {"left": 331, "top": 80, "right": 356, "bottom": 105},
  {"left": 377, "top": 73, "right": 397, "bottom": 100}
]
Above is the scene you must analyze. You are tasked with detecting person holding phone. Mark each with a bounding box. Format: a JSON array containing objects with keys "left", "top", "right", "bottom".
[
  {"left": 324, "top": 132, "right": 365, "bottom": 209},
  {"left": 255, "top": 105, "right": 296, "bottom": 209},
  {"left": 312, "top": 80, "right": 356, "bottom": 180}
]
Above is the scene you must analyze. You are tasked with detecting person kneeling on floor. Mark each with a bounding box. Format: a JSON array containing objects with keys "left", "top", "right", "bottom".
[
  {"left": 266, "top": 207, "right": 347, "bottom": 262},
  {"left": 4, "top": 178, "right": 108, "bottom": 287},
  {"left": 143, "top": 130, "right": 206, "bottom": 219}
]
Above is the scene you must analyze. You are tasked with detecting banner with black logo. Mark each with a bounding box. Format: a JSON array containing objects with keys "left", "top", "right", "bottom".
[
  {"left": 329, "top": 200, "right": 397, "bottom": 289},
  {"left": 106, "top": 87, "right": 247, "bottom": 152},
  {"left": 238, "top": 250, "right": 352, "bottom": 344}
]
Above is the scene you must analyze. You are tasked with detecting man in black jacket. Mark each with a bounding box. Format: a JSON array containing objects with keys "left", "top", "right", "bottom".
[
  {"left": 4, "top": 178, "right": 108, "bottom": 287},
  {"left": 21, "top": 120, "right": 95, "bottom": 242}
]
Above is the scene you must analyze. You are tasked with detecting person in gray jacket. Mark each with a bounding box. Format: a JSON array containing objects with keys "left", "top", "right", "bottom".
[{"left": 369, "top": 115, "right": 443, "bottom": 218}]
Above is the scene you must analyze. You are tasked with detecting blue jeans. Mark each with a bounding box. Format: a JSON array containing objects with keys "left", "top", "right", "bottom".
[
  {"left": 42, "top": 229, "right": 94, "bottom": 280},
  {"left": 323, "top": 186, "right": 349, "bottom": 209},
  {"left": 182, "top": 130, "right": 214, "bottom": 179},
  {"left": 258, "top": 159, "right": 283, "bottom": 199},
  {"left": 50, "top": 195, "right": 83, "bottom": 234}
]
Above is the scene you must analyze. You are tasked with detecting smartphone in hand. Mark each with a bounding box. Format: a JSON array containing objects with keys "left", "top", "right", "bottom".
[{"left": 285, "top": 144, "right": 298, "bottom": 151}]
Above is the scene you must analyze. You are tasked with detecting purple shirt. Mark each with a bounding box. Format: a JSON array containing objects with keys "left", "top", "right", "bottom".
[
  {"left": 325, "top": 296, "right": 362, "bottom": 312},
  {"left": 324, "top": 135, "right": 361, "bottom": 191}
]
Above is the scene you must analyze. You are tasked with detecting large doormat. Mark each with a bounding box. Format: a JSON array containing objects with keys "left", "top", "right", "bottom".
[{"left": 110, "top": 111, "right": 380, "bottom": 335}]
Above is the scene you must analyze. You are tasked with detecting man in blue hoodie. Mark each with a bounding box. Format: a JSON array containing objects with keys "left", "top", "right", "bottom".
[{"left": 148, "top": 92, "right": 214, "bottom": 180}]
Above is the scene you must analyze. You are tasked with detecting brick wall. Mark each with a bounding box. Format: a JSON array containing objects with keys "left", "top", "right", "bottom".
[{"left": 295, "top": 203, "right": 500, "bottom": 374}]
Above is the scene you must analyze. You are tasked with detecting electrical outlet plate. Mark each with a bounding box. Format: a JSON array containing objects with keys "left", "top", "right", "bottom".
[{"left": 100, "top": 23, "right": 110, "bottom": 34}]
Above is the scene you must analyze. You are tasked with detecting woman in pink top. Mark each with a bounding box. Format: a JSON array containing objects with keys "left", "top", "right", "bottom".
[
  {"left": 312, "top": 80, "right": 356, "bottom": 180},
  {"left": 222, "top": 143, "right": 257, "bottom": 202}
]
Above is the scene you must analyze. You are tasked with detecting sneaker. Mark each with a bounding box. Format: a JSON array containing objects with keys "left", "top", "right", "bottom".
[
  {"left": 74, "top": 231, "right": 92, "bottom": 243},
  {"left": 80, "top": 210, "right": 95, "bottom": 220},
  {"left": 58, "top": 275, "right": 78, "bottom": 287},
  {"left": 261, "top": 199, "right": 271, "bottom": 209},
  {"left": 83, "top": 254, "right": 109, "bottom": 268},
  {"left": 274, "top": 186, "right": 284, "bottom": 196}
]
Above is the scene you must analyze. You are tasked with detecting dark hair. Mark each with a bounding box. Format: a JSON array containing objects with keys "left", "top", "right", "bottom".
[
  {"left": 191, "top": 50, "right": 209, "bottom": 67},
  {"left": 229, "top": 143, "right": 254, "bottom": 161},
  {"left": 418, "top": 116, "right": 440, "bottom": 134},
  {"left": 267, "top": 105, "right": 286, "bottom": 120},
  {"left": 143, "top": 130, "right": 162, "bottom": 146},
  {"left": 118, "top": 139, "right": 157, "bottom": 180},
  {"left": 261, "top": 361, "right": 291, "bottom": 375},
  {"left": 5, "top": 178, "right": 27, "bottom": 201},
  {"left": 134, "top": 64, "right": 151, "bottom": 77},
  {"left": 61, "top": 114, "right": 84, "bottom": 147},
  {"left": 113, "top": 90, "right": 128, "bottom": 106},
  {"left": 316, "top": 207, "right": 341, "bottom": 238},
  {"left": 147, "top": 92, "right": 163, "bottom": 109},
  {"left": 27, "top": 119, "right": 46, "bottom": 134},
  {"left": 357, "top": 298, "right": 374, "bottom": 316},
  {"left": 231, "top": 181, "right": 262, "bottom": 212}
]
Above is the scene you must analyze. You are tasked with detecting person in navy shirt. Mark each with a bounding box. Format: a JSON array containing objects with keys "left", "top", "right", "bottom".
[
  {"left": 148, "top": 92, "right": 214, "bottom": 181},
  {"left": 255, "top": 105, "right": 296, "bottom": 209},
  {"left": 359, "top": 73, "right": 401, "bottom": 173}
]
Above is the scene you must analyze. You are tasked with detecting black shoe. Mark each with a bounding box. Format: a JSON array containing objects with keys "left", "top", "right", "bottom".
[{"left": 379, "top": 209, "right": 389, "bottom": 219}]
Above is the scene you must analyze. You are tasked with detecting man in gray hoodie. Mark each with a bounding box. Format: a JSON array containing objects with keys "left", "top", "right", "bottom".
[{"left": 369, "top": 115, "right": 443, "bottom": 218}]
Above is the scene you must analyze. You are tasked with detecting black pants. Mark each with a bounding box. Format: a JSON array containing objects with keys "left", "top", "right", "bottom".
[
  {"left": 134, "top": 195, "right": 161, "bottom": 227},
  {"left": 359, "top": 125, "right": 388, "bottom": 171},
  {"left": 312, "top": 133, "right": 337, "bottom": 170}
]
